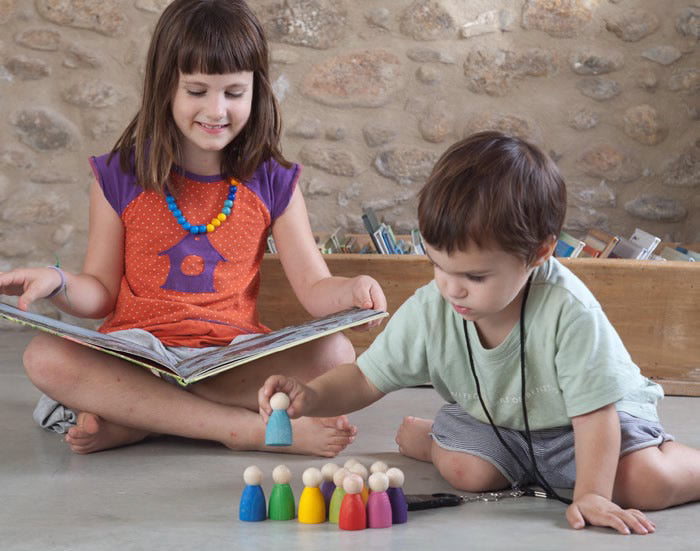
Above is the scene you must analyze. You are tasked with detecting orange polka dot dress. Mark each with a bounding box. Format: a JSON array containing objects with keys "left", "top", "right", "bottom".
[{"left": 89, "top": 152, "right": 299, "bottom": 347}]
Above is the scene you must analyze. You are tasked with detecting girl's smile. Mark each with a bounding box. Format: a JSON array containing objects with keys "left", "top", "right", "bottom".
[{"left": 172, "top": 71, "right": 254, "bottom": 174}]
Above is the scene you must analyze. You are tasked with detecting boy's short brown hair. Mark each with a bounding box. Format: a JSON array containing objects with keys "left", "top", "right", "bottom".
[{"left": 418, "top": 131, "right": 567, "bottom": 264}]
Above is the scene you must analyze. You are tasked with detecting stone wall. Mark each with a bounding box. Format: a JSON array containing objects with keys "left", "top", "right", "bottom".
[{"left": 1, "top": 0, "right": 699, "bottom": 278}]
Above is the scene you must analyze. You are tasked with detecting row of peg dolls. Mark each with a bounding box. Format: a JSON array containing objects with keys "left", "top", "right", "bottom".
[{"left": 239, "top": 458, "right": 408, "bottom": 530}]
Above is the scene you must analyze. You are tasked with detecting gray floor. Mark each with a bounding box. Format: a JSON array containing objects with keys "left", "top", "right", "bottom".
[{"left": 1, "top": 330, "right": 699, "bottom": 551}]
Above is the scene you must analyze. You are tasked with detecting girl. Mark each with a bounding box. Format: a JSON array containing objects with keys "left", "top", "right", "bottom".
[{"left": 0, "top": 0, "right": 386, "bottom": 456}]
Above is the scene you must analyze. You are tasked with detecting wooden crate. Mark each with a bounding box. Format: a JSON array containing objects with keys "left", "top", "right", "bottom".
[{"left": 259, "top": 254, "right": 700, "bottom": 396}]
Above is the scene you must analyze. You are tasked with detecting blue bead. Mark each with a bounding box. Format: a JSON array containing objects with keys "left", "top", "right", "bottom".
[
  {"left": 224, "top": 200, "right": 233, "bottom": 207},
  {"left": 166, "top": 195, "right": 175, "bottom": 203},
  {"left": 190, "top": 226, "right": 200, "bottom": 234},
  {"left": 222, "top": 207, "right": 231, "bottom": 215},
  {"left": 199, "top": 225, "right": 207, "bottom": 233},
  {"left": 168, "top": 203, "right": 177, "bottom": 211},
  {"left": 182, "top": 222, "right": 191, "bottom": 230},
  {"left": 173, "top": 209, "right": 182, "bottom": 217},
  {"left": 177, "top": 216, "right": 186, "bottom": 224}
]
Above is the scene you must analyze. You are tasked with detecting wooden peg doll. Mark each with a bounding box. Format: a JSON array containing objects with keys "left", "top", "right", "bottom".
[
  {"left": 320, "top": 462, "right": 340, "bottom": 512},
  {"left": 385, "top": 467, "right": 408, "bottom": 524},
  {"left": 239, "top": 465, "right": 266, "bottom": 522},
  {"left": 328, "top": 467, "right": 349, "bottom": 523},
  {"left": 369, "top": 460, "right": 389, "bottom": 474},
  {"left": 268, "top": 464, "right": 295, "bottom": 521},
  {"left": 265, "top": 392, "right": 292, "bottom": 446},
  {"left": 298, "top": 467, "right": 326, "bottom": 524},
  {"left": 367, "top": 472, "right": 392, "bottom": 528},
  {"left": 338, "top": 474, "right": 366, "bottom": 531},
  {"left": 349, "top": 463, "right": 370, "bottom": 504}
]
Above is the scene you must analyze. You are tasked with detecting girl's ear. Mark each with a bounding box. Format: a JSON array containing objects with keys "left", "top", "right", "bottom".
[{"left": 530, "top": 235, "right": 556, "bottom": 268}]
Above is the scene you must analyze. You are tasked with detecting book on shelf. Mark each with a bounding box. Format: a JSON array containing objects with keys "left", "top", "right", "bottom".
[
  {"left": 554, "top": 231, "right": 585, "bottom": 258},
  {"left": 266, "top": 235, "right": 277, "bottom": 253},
  {"left": 608, "top": 236, "right": 648, "bottom": 259},
  {"left": 674, "top": 246, "right": 700, "bottom": 262},
  {"left": 362, "top": 208, "right": 383, "bottom": 254},
  {"left": 629, "top": 228, "right": 661, "bottom": 260},
  {"left": 658, "top": 246, "right": 696, "bottom": 262},
  {"left": 411, "top": 229, "right": 426, "bottom": 255},
  {"left": 585, "top": 229, "right": 620, "bottom": 258},
  {"left": 0, "top": 302, "right": 388, "bottom": 385}
]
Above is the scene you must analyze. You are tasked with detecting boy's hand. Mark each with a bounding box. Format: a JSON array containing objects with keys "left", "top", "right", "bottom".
[
  {"left": 0, "top": 267, "right": 64, "bottom": 310},
  {"left": 258, "top": 375, "right": 318, "bottom": 423},
  {"left": 566, "top": 493, "right": 656, "bottom": 535},
  {"left": 348, "top": 275, "right": 387, "bottom": 330}
]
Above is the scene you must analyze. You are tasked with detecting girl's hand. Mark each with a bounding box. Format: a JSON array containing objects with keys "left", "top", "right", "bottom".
[
  {"left": 258, "top": 374, "right": 319, "bottom": 423},
  {"left": 0, "top": 267, "right": 64, "bottom": 310},
  {"left": 566, "top": 493, "right": 655, "bottom": 535},
  {"left": 348, "top": 275, "right": 387, "bottom": 330}
]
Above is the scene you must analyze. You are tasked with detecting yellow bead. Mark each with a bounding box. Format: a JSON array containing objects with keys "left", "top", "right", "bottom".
[
  {"left": 217, "top": 213, "right": 227, "bottom": 222},
  {"left": 211, "top": 218, "right": 221, "bottom": 227},
  {"left": 206, "top": 224, "right": 215, "bottom": 233}
]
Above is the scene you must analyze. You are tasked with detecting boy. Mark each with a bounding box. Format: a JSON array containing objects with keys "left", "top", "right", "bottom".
[{"left": 259, "top": 132, "right": 700, "bottom": 534}]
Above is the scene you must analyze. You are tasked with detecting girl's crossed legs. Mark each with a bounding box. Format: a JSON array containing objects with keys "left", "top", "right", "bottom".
[{"left": 23, "top": 331, "right": 357, "bottom": 456}]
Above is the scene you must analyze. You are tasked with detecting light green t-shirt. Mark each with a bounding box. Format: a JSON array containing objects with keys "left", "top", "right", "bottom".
[{"left": 357, "top": 257, "right": 663, "bottom": 430}]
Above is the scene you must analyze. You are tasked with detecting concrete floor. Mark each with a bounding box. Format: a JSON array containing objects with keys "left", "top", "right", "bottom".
[{"left": 1, "top": 330, "right": 699, "bottom": 551}]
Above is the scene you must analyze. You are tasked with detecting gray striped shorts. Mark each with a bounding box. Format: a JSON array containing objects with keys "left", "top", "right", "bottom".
[{"left": 431, "top": 403, "right": 674, "bottom": 489}]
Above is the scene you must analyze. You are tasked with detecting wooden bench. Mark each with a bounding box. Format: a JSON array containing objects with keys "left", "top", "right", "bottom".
[{"left": 259, "top": 254, "right": 700, "bottom": 397}]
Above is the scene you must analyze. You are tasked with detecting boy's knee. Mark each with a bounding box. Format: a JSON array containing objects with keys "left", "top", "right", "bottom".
[
  {"left": 432, "top": 447, "right": 507, "bottom": 493},
  {"left": 615, "top": 452, "right": 677, "bottom": 510}
]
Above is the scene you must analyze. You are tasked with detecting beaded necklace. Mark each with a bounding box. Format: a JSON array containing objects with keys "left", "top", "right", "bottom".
[{"left": 165, "top": 183, "right": 237, "bottom": 234}]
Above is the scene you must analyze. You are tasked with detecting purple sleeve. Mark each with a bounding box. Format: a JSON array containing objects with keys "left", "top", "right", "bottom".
[
  {"left": 244, "top": 158, "right": 300, "bottom": 221},
  {"left": 89, "top": 150, "right": 143, "bottom": 217}
]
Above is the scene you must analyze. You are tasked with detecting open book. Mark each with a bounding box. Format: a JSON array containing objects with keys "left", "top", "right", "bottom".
[{"left": 0, "top": 302, "right": 387, "bottom": 385}]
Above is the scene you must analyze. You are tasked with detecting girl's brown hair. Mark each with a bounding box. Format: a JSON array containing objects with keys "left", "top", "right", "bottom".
[
  {"left": 111, "top": 0, "right": 289, "bottom": 193},
  {"left": 418, "top": 131, "right": 567, "bottom": 264}
]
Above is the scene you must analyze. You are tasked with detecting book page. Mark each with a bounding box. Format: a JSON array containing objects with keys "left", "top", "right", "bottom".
[
  {"left": 0, "top": 302, "right": 174, "bottom": 370},
  {"left": 175, "top": 308, "right": 387, "bottom": 382}
]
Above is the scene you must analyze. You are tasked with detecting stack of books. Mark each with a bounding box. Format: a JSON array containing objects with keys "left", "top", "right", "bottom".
[{"left": 555, "top": 227, "right": 697, "bottom": 261}]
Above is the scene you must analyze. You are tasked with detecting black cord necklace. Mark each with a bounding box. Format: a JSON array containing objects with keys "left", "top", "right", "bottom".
[{"left": 463, "top": 274, "right": 572, "bottom": 505}]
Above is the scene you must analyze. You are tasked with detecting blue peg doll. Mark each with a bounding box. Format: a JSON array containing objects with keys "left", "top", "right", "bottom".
[{"left": 265, "top": 392, "right": 292, "bottom": 446}]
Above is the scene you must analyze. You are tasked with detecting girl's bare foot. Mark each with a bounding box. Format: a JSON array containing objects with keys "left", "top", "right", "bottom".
[
  {"left": 277, "top": 416, "right": 357, "bottom": 457},
  {"left": 65, "top": 412, "right": 150, "bottom": 454},
  {"left": 396, "top": 416, "right": 434, "bottom": 462}
]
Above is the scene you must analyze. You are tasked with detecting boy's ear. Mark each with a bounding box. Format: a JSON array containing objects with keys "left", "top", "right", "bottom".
[{"left": 530, "top": 236, "right": 556, "bottom": 268}]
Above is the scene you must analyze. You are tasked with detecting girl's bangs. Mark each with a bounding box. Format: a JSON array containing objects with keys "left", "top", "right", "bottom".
[{"left": 176, "top": 17, "right": 261, "bottom": 75}]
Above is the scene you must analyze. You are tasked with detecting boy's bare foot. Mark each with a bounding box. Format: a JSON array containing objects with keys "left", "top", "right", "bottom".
[
  {"left": 277, "top": 416, "right": 357, "bottom": 458},
  {"left": 64, "top": 412, "right": 150, "bottom": 454},
  {"left": 396, "top": 416, "right": 434, "bottom": 462}
]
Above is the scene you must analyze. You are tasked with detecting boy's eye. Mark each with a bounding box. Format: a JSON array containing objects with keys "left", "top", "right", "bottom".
[
  {"left": 465, "top": 274, "right": 485, "bottom": 282},
  {"left": 225, "top": 91, "right": 244, "bottom": 98},
  {"left": 186, "top": 90, "right": 205, "bottom": 96}
]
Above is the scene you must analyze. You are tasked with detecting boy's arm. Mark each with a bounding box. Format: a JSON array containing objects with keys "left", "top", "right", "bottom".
[
  {"left": 259, "top": 362, "right": 385, "bottom": 421},
  {"left": 568, "top": 404, "right": 654, "bottom": 535}
]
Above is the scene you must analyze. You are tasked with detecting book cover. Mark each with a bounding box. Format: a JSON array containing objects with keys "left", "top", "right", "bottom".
[
  {"left": 362, "top": 208, "right": 383, "bottom": 254},
  {"left": 580, "top": 232, "right": 607, "bottom": 257},
  {"left": 0, "top": 303, "right": 388, "bottom": 385},
  {"left": 659, "top": 247, "right": 696, "bottom": 262},
  {"left": 629, "top": 228, "right": 661, "bottom": 260},
  {"left": 555, "top": 231, "right": 584, "bottom": 258},
  {"left": 608, "top": 236, "right": 647, "bottom": 259},
  {"left": 411, "top": 229, "right": 426, "bottom": 255},
  {"left": 587, "top": 229, "right": 620, "bottom": 258},
  {"left": 372, "top": 227, "right": 388, "bottom": 254}
]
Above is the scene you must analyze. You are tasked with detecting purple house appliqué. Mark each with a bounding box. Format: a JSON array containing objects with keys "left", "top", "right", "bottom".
[{"left": 159, "top": 233, "right": 226, "bottom": 293}]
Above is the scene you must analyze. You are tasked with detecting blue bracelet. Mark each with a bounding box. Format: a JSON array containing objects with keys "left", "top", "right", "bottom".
[{"left": 46, "top": 265, "right": 67, "bottom": 298}]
